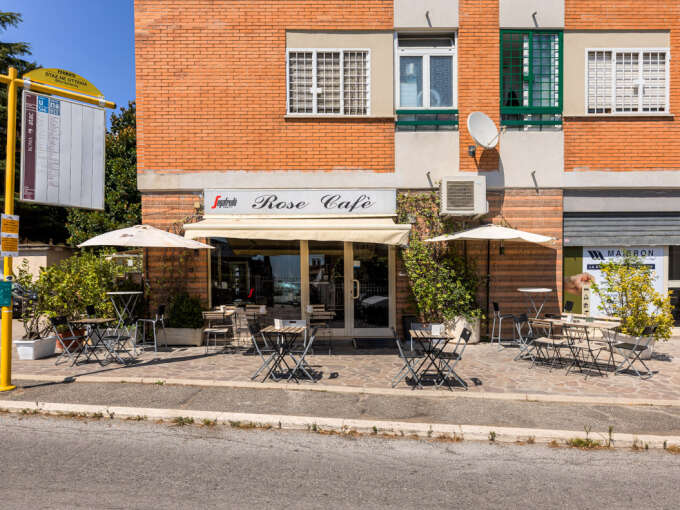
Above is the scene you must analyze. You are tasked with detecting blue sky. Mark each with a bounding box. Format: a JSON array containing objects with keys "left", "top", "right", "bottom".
[{"left": 3, "top": 0, "right": 135, "bottom": 123}]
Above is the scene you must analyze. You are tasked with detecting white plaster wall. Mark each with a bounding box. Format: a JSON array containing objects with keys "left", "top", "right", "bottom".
[
  {"left": 394, "top": 0, "right": 458, "bottom": 29},
  {"left": 395, "top": 131, "right": 459, "bottom": 184},
  {"left": 499, "top": 0, "right": 564, "bottom": 28},
  {"left": 496, "top": 130, "right": 564, "bottom": 188}
]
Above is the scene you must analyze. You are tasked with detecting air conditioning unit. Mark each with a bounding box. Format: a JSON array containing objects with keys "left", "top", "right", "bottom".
[{"left": 440, "top": 176, "right": 488, "bottom": 216}]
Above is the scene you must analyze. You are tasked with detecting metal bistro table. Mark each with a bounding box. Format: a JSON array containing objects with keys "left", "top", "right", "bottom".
[
  {"left": 530, "top": 317, "right": 619, "bottom": 377},
  {"left": 258, "top": 325, "right": 314, "bottom": 383},
  {"left": 517, "top": 287, "right": 553, "bottom": 318},
  {"left": 71, "top": 317, "right": 131, "bottom": 365},
  {"left": 408, "top": 329, "right": 455, "bottom": 389},
  {"left": 107, "top": 291, "right": 143, "bottom": 335}
]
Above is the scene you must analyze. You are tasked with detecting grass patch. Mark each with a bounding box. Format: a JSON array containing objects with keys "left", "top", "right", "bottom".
[
  {"left": 126, "top": 415, "right": 147, "bottom": 422},
  {"left": 172, "top": 416, "right": 195, "bottom": 427},
  {"left": 202, "top": 418, "right": 217, "bottom": 427},
  {"left": 567, "top": 437, "right": 602, "bottom": 449},
  {"left": 665, "top": 444, "right": 680, "bottom": 454}
]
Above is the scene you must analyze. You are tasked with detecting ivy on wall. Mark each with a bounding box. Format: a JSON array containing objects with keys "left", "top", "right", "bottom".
[{"left": 397, "top": 191, "right": 482, "bottom": 323}]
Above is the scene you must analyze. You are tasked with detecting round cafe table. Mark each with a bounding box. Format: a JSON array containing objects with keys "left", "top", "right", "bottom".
[{"left": 517, "top": 287, "right": 552, "bottom": 318}]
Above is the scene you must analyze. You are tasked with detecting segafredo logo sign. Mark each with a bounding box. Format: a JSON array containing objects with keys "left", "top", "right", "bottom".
[{"left": 204, "top": 189, "right": 396, "bottom": 215}]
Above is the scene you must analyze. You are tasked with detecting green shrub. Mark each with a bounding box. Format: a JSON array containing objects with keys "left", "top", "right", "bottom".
[
  {"left": 166, "top": 292, "right": 203, "bottom": 329},
  {"left": 592, "top": 255, "right": 673, "bottom": 341}
]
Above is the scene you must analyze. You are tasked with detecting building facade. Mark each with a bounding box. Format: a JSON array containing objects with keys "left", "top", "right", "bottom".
[{"left": 134, "top": 0, "right": 680, "bottom": 337}]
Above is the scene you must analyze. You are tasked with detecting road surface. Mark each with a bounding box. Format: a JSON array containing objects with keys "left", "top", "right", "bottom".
[{"left": 1, "top": 414, "right": 678, "bottom": 509}]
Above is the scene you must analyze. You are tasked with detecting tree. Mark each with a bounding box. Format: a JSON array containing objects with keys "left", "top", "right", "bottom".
[
  {"left": 1, "top": 11, "right": 69, "bottom": 243},
  {"left": 592, "top": 255, "right": 674, "bottom": 341},
  {"left": 66, "top": 102, "right": 140, "bottom": 246}
]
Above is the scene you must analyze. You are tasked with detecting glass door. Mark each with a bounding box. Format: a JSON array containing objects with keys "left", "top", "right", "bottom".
[
  {"left": 350, "top": 243, "right": 392, "bottom": 336},
  {"left": 307, "top": 241, "right": 346, "bottom": 335}
]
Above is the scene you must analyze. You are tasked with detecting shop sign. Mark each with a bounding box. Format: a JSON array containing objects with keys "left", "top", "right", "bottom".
[
  {"left": 205, "top": 189, "right": 396, "bottom": 216},
  {"left": 580, "top": 246, "right": 665, "bottom": 316}
]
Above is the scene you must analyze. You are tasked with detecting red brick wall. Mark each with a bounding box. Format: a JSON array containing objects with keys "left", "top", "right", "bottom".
[
  {"left": 134, "top": 0, "right": 394, "bottom": 175},
  {"left": 458, "top": 0, "right": 500, "bottom": 172},
  {"left": 141, "top": 192, "right": 209, "bottom": 308},
  {"left": 565, "top": 1, "right": 680, "bottom": 172}
]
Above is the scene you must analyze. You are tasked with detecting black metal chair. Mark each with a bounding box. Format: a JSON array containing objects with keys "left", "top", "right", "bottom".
[
  {"left": 614, "top": 326, "right": 657, "bottom": 379},
  {"left": 513, "top": 314, "right": 537, "bottom": 363},
  {"left": 87, "top": 304, "right": 134, "bottom": 361},
  {"left": 438, "top": 328, "right": 471, "bottom": 389},
  {"left": 49, "top": 316, "right": 85, "bottom": 366},
  {"left": 392, "top": 327, "right": 424, "bottom": 388},
  {"left": 491, "top": 302, "right": 514, "bottom": 349}
]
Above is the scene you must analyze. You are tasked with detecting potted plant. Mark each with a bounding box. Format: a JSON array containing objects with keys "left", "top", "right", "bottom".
[
  {"left": 164, "top": 292, "right": 205, "bottom": 346},
  {"left": 12, "top": 254, "right": 118, "bottom": 358},
  {"left": 592, "top": 254, "right": 673, "bottom": 359}
]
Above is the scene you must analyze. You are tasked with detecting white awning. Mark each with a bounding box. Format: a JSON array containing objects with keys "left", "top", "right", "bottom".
[{"left": 184, "top": 216, "right": 411, "bottom": 246}]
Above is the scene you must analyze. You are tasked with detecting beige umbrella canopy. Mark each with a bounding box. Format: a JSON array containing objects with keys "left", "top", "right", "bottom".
[{"left": 78, "top": 225, "right": 213, "bottom": 249}]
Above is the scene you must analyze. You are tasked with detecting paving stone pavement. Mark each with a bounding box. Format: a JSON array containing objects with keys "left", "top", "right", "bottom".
[{"left": 10, "top": 336, "right": 680, "bottom": 401}]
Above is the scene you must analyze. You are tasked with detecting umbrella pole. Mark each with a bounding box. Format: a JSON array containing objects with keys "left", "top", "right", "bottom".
[{"left": 486, "top": 239, "right": 490, "bottom": 339}]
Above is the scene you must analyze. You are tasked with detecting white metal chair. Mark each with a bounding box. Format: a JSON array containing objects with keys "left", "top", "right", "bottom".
[
  {"left": 203, "top": 310, "right": 235, "bottom": 353},
  {"left": 491, "top": 302, "right": 514, "bottom": 350},
  {"left": 135, "top": 305, "right": 167, "bottom": 352}
]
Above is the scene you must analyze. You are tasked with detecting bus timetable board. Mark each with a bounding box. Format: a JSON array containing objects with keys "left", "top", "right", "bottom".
[{"left": 20, "top": 90, "right": 105, "bottom": 210}]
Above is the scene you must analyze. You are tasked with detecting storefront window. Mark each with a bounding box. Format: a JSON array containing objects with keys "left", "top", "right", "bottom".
[{"left": 210, "top": 238, "right": 301, "bottom": 320}]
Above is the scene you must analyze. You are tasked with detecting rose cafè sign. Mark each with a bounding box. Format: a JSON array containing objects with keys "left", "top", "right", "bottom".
[{"left": 204, "top": 189, "right": 396, "bottom": 215}]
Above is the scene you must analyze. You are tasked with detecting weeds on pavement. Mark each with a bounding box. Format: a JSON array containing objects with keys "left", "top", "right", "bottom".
[{"left": 172, "top": 416, "right": 194, "bottom": 427}]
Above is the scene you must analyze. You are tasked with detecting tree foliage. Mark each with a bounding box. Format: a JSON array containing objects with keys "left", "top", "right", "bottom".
[
  {"left": 0, "top": 11, "right": 69, "bottom": 243},
  {"left": 591, "top": 255, "right": 674, "bottom": 341},
  {"left": 397, "top": 191, "right": 481, "bottom": 323},
  {"left": 66, "top": 102, "right": 140, "bottom": 245}
]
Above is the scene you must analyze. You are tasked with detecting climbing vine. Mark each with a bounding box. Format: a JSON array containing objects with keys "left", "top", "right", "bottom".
[{"left": 397, "top": 191, "right": 482, "bottom": 322}]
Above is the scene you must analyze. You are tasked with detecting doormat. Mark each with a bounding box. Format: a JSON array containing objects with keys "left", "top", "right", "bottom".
[{"left": 353, "top": 338, "right": 394, "bottom": 349}]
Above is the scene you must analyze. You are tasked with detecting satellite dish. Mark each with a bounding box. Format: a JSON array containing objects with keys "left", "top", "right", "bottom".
[{"left": 467, "top": 111, "right": 499, "bottom": 149}]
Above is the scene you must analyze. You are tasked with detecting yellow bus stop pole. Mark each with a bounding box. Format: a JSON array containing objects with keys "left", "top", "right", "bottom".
[
  {"left": 0, "top": 67, "right": 115, "bottom": 391},
  {"left": 0, "top": 67, "right": 18, "bottom": 392}
]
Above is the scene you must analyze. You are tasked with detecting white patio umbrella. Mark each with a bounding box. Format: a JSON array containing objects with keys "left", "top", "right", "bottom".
[
  {"left": 425, "top": 224, "right": 555, "bottom": 335},
  {"left": 78, "top": 224, "right": 213, "bottom": 249}
]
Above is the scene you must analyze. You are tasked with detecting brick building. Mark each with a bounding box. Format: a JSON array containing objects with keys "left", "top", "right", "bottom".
[{"left": 134, "top": 0, "right": 680, "bottom": 339}]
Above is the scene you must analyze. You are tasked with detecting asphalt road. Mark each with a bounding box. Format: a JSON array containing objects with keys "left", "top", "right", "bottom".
[
  {"left": 1, "top": 414, "right": 679, "bottom": 509},
  {"left": 6, "top": 380, "right": 680, "bottom": 436}
]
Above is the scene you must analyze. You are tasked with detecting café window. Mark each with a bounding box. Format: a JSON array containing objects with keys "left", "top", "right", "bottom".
[{"left": 210, "top": 238, "right": 301, "bottom": 320}]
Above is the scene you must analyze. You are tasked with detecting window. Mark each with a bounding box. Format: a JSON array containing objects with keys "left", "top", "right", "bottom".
[
  {"left": 586, "top": 48, "right": 669, "bottom": 114},
  {"left": 287, "top": 49, "right": 370, "bottom": 115},
  {"left": 395, "top": 35, "right": 457, "bottom": 131},
  {"left": 396, "top": 36, "right": 456, "bottom": 109},
  {"left": 500, "top": 30, "right": 562, "bottom": 126}
]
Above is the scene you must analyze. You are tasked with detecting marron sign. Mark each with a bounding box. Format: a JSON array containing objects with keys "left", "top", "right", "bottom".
[{"left": 204, "top": 189, "right": 396, "bottom": 216}]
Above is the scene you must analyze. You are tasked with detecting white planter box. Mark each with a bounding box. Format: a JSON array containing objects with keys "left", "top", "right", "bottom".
[
  {"left": 14, "top": 336, "right": 57, "bottom": 360},
  {"left": 163, "top": 328, "right": 203, "bottom": 346},
  {"left": 445, "top": 317, "right": 481, "bottom": 344}
]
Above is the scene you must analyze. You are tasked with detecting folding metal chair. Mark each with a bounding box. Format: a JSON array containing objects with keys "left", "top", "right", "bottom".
[
  {"left": 249, "top": 321, "right": 278, "bottom": 381},
  {"left": 49, "top": 316, "right": 86, "bottom": 366},
  {"left": 391, "top": 327, "right": 424, "bottom": 388},
  {"left": 437, "top": 328, "right": 471, "bottom": 389},
  {"left": 203, "top": 310, "right": 235, "bottom": 353},
  {"left": 491, "top": 302, "right": 514, "bottom": 350},
  {"left": 512, "top": 314, "right": 537, "bottom": 362},
  {"left": 614, "top": 326, "right": 656, "bottom": 379},
  {"left": 288, "top": 327, "right": 318, "bottom": 382},
  {"left": 87, "top": 304, "right": 134, "bottom": 360}
]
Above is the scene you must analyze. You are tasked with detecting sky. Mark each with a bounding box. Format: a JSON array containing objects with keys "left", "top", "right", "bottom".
[{"left": 3, "top": 0, "right": 135, "bottom": 123}]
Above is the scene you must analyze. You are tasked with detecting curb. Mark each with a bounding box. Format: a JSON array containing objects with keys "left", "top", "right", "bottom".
[
  {"left": 12, "top": 373, "right": 680, "bottom": 408},
  {"left": 1, "top": 399, "right": 678, "bottom": 450}
]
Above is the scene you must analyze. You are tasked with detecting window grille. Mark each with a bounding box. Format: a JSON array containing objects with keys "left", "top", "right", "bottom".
[
  {"left": 586, "top": 48, "right": 669, "bottom": 115},
  {"left": 500, "top": 30, "right": 562, "bottom": 127},
  {"left": 287, "top": 49, "right": 369, "bottom": 116}
]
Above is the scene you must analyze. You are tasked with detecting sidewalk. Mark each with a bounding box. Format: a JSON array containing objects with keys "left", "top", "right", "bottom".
[
  {"left": 5, "top": 379, "right": 680, "bottom": 437},
  {"left": 10, "top": 337, "right": 680, "bottom": 402}
]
